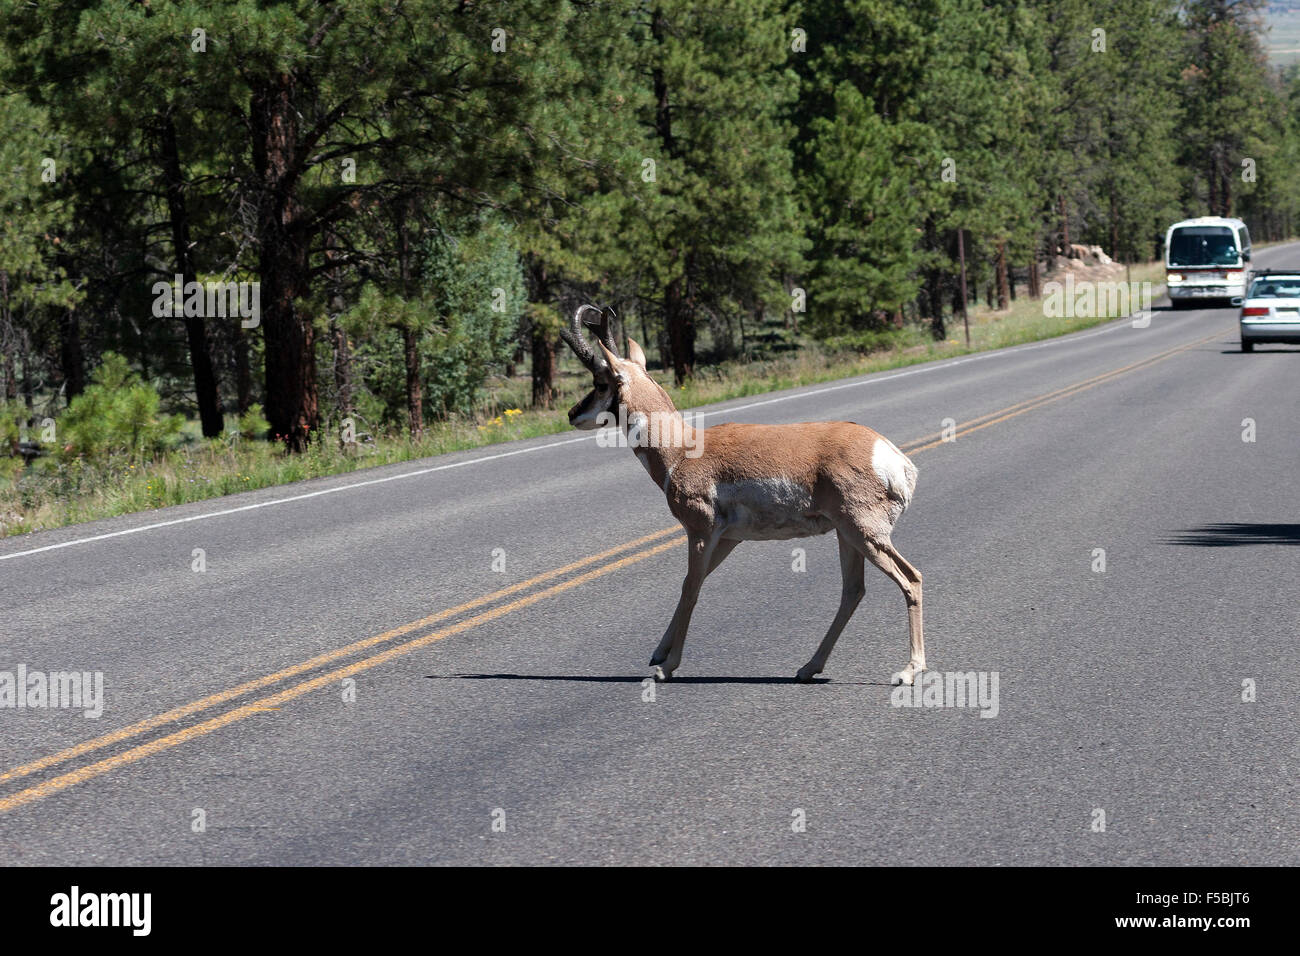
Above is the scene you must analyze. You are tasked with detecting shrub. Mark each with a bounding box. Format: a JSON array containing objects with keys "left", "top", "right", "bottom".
[
  {"left": 341, "top": 215, "right": 525, "bottom": 426},
  {"left": 1, "top": 399, "right": 23, "bottom": 454},
  {"left": 57, "top": 352, "right": 183, "bottom": 462},
  {"left": 238, "top": 403, "right": 270, "bottom": 441},
  {"left": 820, "top": 327, "right": 914, "bottom": 355}
]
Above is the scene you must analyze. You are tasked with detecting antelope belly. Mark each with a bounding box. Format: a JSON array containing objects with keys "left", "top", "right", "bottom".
[{"left": 714, "top": 479, "right": 833, "bottom": 540}]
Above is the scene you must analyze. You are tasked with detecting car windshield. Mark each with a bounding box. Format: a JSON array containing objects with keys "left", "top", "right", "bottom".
[
  {"left": 1168, "top": 227, "right": 1240, "bottom": 266},
  {"left": 1248, "top": 278, "right": 1300, "bottom": 298}
]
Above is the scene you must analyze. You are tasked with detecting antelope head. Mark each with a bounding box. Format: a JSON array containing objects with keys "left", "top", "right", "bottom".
[{"left": 560, "top": 304, "right": 654, "bottom": 429}]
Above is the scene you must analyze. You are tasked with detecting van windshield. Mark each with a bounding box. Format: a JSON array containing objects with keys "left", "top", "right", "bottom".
[{"left": 1168, "top": 227, "right": 1240, "bottom": 267}]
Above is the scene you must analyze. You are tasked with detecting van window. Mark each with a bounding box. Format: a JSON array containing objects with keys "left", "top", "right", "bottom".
[{"left": 1168, "top": 226, "right": 1240, "bottom": 267}]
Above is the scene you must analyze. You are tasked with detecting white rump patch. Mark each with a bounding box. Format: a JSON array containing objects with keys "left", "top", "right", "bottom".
[{"left": 872, "top": 438, "right": 916, "bottom": 508}]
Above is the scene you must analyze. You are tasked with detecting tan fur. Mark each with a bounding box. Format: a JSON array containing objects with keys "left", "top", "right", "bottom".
[{"left": 572, "top": 335, "right": 925, "bottom": 685}]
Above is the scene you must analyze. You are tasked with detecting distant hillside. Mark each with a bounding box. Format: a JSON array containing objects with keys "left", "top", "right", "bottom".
[{"left": 1266, "top": 5, "right": 1300, "bottom": 65}]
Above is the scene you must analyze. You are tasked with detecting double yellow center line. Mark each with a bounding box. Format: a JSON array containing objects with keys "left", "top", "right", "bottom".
[
  {"left": 0, "top": 529, "right": 684, "bottom": 813},
  {"left": 0, "top": 324, "right": 1227, "bottom": 814}
]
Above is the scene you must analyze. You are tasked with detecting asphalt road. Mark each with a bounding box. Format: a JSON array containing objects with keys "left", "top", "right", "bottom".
[{"left": 2, "top": 248, "right": 1297, "bottom": 865}]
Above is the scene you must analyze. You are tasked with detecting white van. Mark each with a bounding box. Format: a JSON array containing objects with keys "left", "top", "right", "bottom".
[{"left": 1165, "top": 217, "right": 1251, "bottom": 308}]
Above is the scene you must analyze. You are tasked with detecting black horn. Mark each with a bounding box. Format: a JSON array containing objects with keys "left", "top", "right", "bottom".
[
  {"left": 559, "top": 304, "right": 606, "bottom": 373},
  {"left": 582, "top": 305, "right": 620, "bottom": 357}
]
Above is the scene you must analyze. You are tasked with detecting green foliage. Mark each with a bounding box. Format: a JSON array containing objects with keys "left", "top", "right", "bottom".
[
  {"left": 238, "top": 403, "right": 269, "bottom": 441},
  {"left": 801, "top": 85, "right": 931, "bottom": 334},
  {"left": 820, "top": 328, "right": 918, "bottom": 355},
  {"left": 0, "top": 399, "right": 22, "bottom": 450},
  {"left": 1, "top": 0, "right": 1299, "bottom": 471},
  {"left": 0, "top": 93, "right": 80, "bottom": 313},
  {"left": 603, "top": 0, "right": 807, "bottom": 373},
  {"left": 343, "top": 216, "right": 525, "bottom": 422},
  {"left": 0, "top": 400, "right": 26, "bottom": 489},
  {"left": 56, "top": 353, "right": 183, "bottom": 462},
  {"left": 421, "top": 219, "right": 526, "bottom": 416}
]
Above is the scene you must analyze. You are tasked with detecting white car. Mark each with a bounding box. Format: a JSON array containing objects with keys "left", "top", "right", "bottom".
[{"left": 1232, "top": 272, "right": 1300, "bottom": 352}]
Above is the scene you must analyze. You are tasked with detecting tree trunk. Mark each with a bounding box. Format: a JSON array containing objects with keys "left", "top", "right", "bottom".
[
  {"left": 1, "top": 289, "right": 15, "bottom": 455},
  {"left": 955, "top": 228, "right": 969, "bottom": 343},
  {"left": 924, "top": 218, "right": 945, "bottom": 338},
  {"left": 995, "top": 241, "right": 1010, "bottom": 311},
  {"left": 324, "top": 227, "right": 353, "bottom": 421},
  {"left": 639, "top": 313, "right": 652, "bottom": 364},
  {"left": 2, "top": 340, "right": 14, "bottom": 403},
  {"left": 1059, "top": 194, "right": 1070, "bottom": 254},
  {"left": 403, "top": 327, "right": 422, "bottom": 440},
  {"left": 531, "top": 325, "right": 557, "bottom": 408},
  {"left": 23, "top": 332, "right": 34, "bottom": 412},
  {"left": 665, "top": 271, "right": 694, "bottom": 383},
  {"left": 330, "top": 323, "right": 352, "bottom": 418},
  {"left": 394, "top": 204, "right": 422, "bottom": 440},
  {"left": 926, "top": 271, "right": 945, "bottom": 340},
  {"left": 234, "top": 325, "right": 252, "bottom": 415},
  {"left": 525, "top": 258, "right": 555, "bottom": 408},
  {"left": 159, "top": 116, "right": 224, "bottom": 438},
  {"left": 1, "top": 270, "right": 16, "bottom": 402},
  {"left": 59, "top": 307, "right": 85, "bottom": 400},
  {"left": 652, "top": 13, "right": 694, "bottom": 383},
  {"left": 651, "top": 11, "right": 676, "bottom": 158},
  {"left": 1109, "top": 186, "right": 1120, "bottom": 263},
  {"left": 251, "top": 73, "right": 317, "bottom": 452}
]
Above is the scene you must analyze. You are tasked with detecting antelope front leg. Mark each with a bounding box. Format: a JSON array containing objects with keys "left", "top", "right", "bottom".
[{"left": 650, "top": 532, "right": 719, "bottom": 680}]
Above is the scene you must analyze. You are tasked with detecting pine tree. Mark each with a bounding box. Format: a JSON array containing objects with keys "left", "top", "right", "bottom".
[{"left": 630, "top": 1, "right": 805, "bottom": 382}]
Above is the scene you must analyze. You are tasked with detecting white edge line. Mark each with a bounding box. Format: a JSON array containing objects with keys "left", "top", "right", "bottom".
[
  {"left": 0, "top": 302, "right": 1191, "bottom": 562},
  {"left": 0, "top": 435, "right": 593, "bottom": 560}
]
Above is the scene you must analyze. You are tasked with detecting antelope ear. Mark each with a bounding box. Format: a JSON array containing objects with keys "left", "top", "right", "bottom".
[
  {"left": 596, "top": 339, "right": 622, "bottom": 377},
  {"left": 626, "top": 338, "right": 647, "bottom": 369}
]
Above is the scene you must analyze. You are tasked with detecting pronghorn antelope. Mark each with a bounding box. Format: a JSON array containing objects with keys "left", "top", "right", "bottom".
[{"left": 560, "top": 305, "right": 924, "bottom": 685}]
